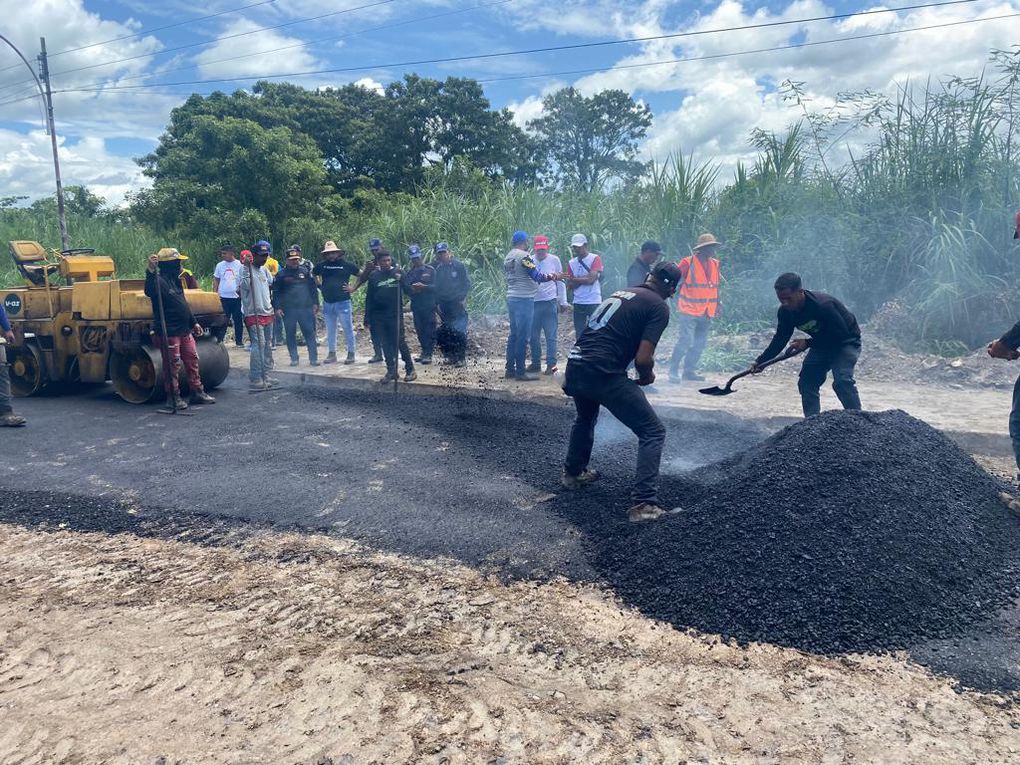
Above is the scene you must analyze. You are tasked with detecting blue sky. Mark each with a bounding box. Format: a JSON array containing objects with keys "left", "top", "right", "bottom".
[{"left": 0, "top": 0, "right": 1016, "bottom": 204}]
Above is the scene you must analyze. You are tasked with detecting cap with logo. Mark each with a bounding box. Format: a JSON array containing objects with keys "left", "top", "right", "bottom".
[
  {"left": 533, "top": 235, "right": 549, "bottom": 251},
  {"left": 652, "top": 261, "right": 683, "bottom": 287},
  {"left": 254, "top": 240, "right": 272, "bottom": 255},
  {"left": 434, "top": 242, "right": 449, "bottom": 253},
  {"left": 408, "top": 244, "right": 422, "bottom": 259},
  {"left": 154, "top": 247, "right": 188, "bottom": 262}
]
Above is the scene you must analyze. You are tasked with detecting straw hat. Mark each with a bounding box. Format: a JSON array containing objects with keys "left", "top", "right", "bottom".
[
  {"left": 154, "top": 247, "right": 188, "bottom": 262},
  {"left": 692, "top": 233, "right": 722, "bottom": 251},
  {"left": 321, "top": 240, "right": 342, "bottom": 254}
]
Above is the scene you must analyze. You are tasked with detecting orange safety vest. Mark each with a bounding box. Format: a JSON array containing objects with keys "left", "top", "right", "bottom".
[{"left": 677, "top": 255, "right": 720, "bottom": 317}]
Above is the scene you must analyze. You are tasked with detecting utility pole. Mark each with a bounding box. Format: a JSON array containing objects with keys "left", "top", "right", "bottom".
[{"left": 37, "top": 37, "right": 69, "bottom": 251}]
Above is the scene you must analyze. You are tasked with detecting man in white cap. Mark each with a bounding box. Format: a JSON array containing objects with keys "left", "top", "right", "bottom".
[
  {"left": 669, "top": 233, "right": 722, "bottom": 383},
  {"left": 313, "top": 241, "right": 359, "bottom": 364},
  {"left": 564, "top": 234, "right": 604, "bottom": 341}
]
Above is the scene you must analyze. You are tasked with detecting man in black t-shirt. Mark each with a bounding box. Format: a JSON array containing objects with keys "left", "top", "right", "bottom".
[
  {"left": 751, "top": 272, "right": 862, "bottom": 417},
  {"left": 313, "top": 241, "right": 360, "bottom": 364},
  {"left": 562, "top": 261, "right": 683, "bottom": 523}
]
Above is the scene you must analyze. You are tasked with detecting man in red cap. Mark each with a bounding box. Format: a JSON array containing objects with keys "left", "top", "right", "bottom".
[{"left": 528, "top": 234, "right": 568, "bottom": 375}]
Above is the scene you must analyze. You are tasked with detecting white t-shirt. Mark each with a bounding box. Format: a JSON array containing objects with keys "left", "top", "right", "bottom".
[
  {"left": 214, "top": 259, "right": 242, "bottom": 298},
  {"left": 568, "top": 253, "right": 603, "bottom": 305},
  {"left": 535, "top": 254, "right": 567, "bottom": 303}
]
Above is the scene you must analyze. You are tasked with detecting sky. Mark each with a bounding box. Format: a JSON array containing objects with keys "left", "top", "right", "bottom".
[{"left": 0, "top": 0, "right": 1017, "bottom": 206}]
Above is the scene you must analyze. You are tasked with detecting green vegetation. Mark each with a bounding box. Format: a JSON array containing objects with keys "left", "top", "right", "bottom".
[{"left": 3, "top": 53, "right": 1019, "bottom": 351}]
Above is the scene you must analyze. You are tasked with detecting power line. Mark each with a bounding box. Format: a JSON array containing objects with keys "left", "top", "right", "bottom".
[
  {"left": 37, "top": 0, "right": 1004, "bottom": 95},
  {"left": 0, "top": 0, "right": 978, "bottom": 96},
  {"left": 105, "top": 0, "right": 514, "bottom": 87},
  {"left": 0, "top": 0, "right": 278, "bottom": 74},
  {"left": 0, "top": 9, "right": 1010, "bottom": 111}
]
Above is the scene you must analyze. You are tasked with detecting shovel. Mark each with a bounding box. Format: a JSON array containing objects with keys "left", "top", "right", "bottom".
[{"left": 698, "top": 346, "right": 803, "bottom": 396}]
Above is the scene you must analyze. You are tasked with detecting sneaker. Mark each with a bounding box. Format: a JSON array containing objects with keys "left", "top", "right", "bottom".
[
  {"left": 190, "top": 390, "right": 216, "bottom": 405},
  {"left": 249, "top": 381, "right": 271, "bottom": 393},
  {"left": 404, "top": 370, "right": 417, "bottom": 382},
  {"left": 419, "top": 356, "right": 432, "bottom": 365},
  {"left": 345, "top": 352, "right": 356, "bottom": 365},
  {"left": 683, "top": 372, "right": 706, "bottom": 382},
  {"left": 0, "top": 412, "right": 26, "bottom": 427},
  {"left": 170, "top": 396, "right": 189, "bottom": 410},
  {"left": 627, "top": 503, "right": 667, "bottom": 523},
  {"left": 289, "top": 359, "right": 299, "bottom": 367},
  {"left": 323, "top": 353, "right": 338, "bottom": 364},
  {"left": 561, "top": 469, "right": 600, "bottom": 490},
  {"left": 380, "top": 372, "right": 396, "bottom": 384},
  {"left": 544, "top": 364, "right": 558, "bottom": 375},
  {"left": 368, "top": 355, "right": 384, "bottom": 364},
  {"left": 514, "top": 373, "right": 539, "bottom": 382},
  {"left": 526, "top": 363, "right": 541, "bottom": 373}
]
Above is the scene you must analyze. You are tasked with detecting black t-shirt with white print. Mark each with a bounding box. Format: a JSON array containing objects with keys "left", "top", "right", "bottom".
[{"left": 566, "top": 284, "right": 670, "bottom": 375}]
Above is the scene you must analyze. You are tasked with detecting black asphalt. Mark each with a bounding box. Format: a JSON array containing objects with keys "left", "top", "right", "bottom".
[{"left": 2, "top": 372, "right": 1019, "bottom": 693}]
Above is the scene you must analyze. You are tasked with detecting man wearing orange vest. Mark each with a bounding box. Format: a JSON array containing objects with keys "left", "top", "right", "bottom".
[{"left": 668, "top": 233, "right": 721, "bottom": 383}]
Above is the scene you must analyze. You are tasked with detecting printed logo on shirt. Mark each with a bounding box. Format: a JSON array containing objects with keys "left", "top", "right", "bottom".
[{"left": 798, "top": 319, "right": 820, "bottom": 334}]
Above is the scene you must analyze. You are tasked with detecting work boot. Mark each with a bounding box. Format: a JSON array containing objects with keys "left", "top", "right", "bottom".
[
  {"left": 380, "top": 371, "right": 396, "bottom": 384},
  {"left": 0, "top": 412, "right": 26, "bottom": 427},
  {"left": 249, "top": 381, "right": 271, "bottom": 394},
  {"left": 404, "top": 370, "right": 418, "bottom": 382},
  {"left": 627, "top": 502, "right": 667, "bottom": 523},
  {"left": 544, "top": 364, "right": 558, "bottom": 376},
  {"left": 419, "top": 356, "right": 432, "bottom": 365},
  {"left": 345, "top": 352, "right": 356, "bottom": 365},
  {"left": 368, "top": 354, "right": 384, "bottom": 364},
  {"left": 190, "top": 389, "right": 215, "bottom": 405},
  {"left": 323, "top": 352, "right": 338, "bottom": 364},
  {"left": 561, "top": 469, "right": 600, "bottom": 490},
  {"left": 514, "top": 373, "right": 539, "bottom": 382},
  {"left": 526, "top": 362, "right": 541, "bottom": 373},
  {"left": 171, "top": 395, "right": 189, "bottom": 410},
  {"left": 683, "top": 371, "right": 706, "bottom": 382}
]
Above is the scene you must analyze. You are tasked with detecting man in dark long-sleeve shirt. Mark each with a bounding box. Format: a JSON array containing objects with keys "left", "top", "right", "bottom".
[
  {"left": 366, "top": 251, "right": 415, "bottom": 383},
  {"left": 988, "top": 320, "right": 1020, "bottom": 478},
  {"left": 432, "top": 242, "right": 471, "bottom": 366},
  {"left": 272, "top": 248, "right": 320, "bottom": 367},
  {"left": 0, "top": 300, "right": 26, "bottom": 426},
  {"left": 752, "top": 272, "right": 862, "bottom": 417}
]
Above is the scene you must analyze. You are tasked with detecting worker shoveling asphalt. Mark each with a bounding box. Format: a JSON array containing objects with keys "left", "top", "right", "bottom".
[{"left": 699, "top": 347, "right": 802, "bottom": 396}]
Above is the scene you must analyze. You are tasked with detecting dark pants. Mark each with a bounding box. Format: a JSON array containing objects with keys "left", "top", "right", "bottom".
[
  {"left": 563, "top": 365, "right": 666, "bottom": 505},
  {"left": 506, "top": 297, "right": 535, "bottom": 375},
  {"left": 572, "top": 303, "right": 598, "bottom": 341},
  {"left": 530, "top": 299, "right": 559, "bottom": 367},
  {"left": 1010, "top": 376, "right": 1020, "bottom": 472},
  {"left": 220, "top": 296, "right": 244, "bottom": 345},
  {"left": 411, "top": 302, "right": 437, "bottom": 358},
  {"left": 0, "top": 345, "right": 13, "bottom": 414},
  {"left": 368, "top": 322, "right": 383, "bottom": 358},
  {"left": 438, "top": 300, "right": 469, "bottom": 362},
  {"left": 798, "top": 342, "right": 862, "bottom": 417},
  {"left": 670, "top": 313, "right": 712, "bottom": 377},
  {"left": 283, "top": 307, "right": 318, "bottom": 363},
  {"left": 376, "top": 317, "right": 414, "bottom": 374}
]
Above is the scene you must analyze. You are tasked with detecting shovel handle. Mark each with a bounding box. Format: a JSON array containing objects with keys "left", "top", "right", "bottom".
[{"left": 726, "top": 346, "right": 803, "bottom": 388}]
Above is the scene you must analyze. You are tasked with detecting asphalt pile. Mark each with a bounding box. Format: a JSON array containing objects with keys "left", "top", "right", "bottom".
[{"left": 587, "top": 409, "right": 1020, "bottom": 654}]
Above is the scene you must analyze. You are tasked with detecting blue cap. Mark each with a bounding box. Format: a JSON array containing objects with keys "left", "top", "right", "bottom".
[
  {"left": 512, "top": 230, "right": 528, "bottom": 245},
  {"left": 434, "top": 242, "right": 449, "bottom": 253},
  {"left": 368, "top": 238, "right": 382, "bottom": 249},
  {"left": 254, "top": 240, "right": 271, "bottom": 254},
  {"left": 408, "top": 244, "right": 422, "bottom": 258}
]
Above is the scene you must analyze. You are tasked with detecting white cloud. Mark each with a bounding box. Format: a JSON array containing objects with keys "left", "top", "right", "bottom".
[
  {"left": 193, "top": 18, "right": 320, "bottom": 79},
  {"left": 353, "top": 77, "right": 385, "bottom": 95},
  {"left": 0, "top": 129, "right": 149, "bottom": 207}
]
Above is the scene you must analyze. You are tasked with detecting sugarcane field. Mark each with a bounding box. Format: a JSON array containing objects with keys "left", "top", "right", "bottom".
[{"left": 4, "top": 2, "right": 1020, "bottom": 763}]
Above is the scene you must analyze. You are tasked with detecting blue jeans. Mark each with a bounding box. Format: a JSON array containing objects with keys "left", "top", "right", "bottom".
[
  {"left": 506, "top": 297, "right": 535, "bottom": 376},
  {"left": 1010, "top": 376, "right": 1020, "bottom": 471},
  {"left": 246, "top": 321, "right": 274, "bottom": 383},
  {"left": 323, "top": 300, "right": 355, "bottom": 355},
  {"left": 798, "top": 342, "right": 862, "bottom": 417},
  {"left": 283, "top": 307, "right": 318, "bottom": 363},
  {"left": 530, "top": 299, "right": 559, "bottom": 367}
]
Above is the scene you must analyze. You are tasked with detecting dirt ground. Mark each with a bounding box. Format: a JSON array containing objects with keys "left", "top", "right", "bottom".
[{"left": 2, "top": 522, "right": 1019, "bottom": 765}]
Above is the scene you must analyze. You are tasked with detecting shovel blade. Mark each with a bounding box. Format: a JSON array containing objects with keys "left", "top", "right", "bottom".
[{"left": 698, "top": 385, "right": 733, "bottom": 396}]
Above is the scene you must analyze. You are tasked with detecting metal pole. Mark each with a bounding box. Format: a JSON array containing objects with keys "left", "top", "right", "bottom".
[{"left": 38, "top": 37, "right": 69, "bottom": 252}]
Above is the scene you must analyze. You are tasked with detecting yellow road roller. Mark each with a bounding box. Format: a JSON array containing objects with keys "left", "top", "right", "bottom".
[{"left": 3, "top": 240, "right": 230, "bottom": 403}]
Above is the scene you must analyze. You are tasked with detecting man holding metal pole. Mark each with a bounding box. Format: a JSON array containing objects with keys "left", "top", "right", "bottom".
[
  {"left": 366, "top": 251, "right": 416, "bottom": 384},
  {"left": 144, "top": 249, "right": 216, "bottom": 411},
  {"left": 239, "top": 248, "right": 276, "bottom": 393}
]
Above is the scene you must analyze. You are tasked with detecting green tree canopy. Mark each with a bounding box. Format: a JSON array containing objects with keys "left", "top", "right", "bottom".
[{"left": 528, "top": 87, "right": 653, "bottom": 192}]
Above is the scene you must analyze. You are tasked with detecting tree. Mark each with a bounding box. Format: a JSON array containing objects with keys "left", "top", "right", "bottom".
[
  {"left": 134, "top": 116, "right": 331, "bottom": 241},
  {"left": 528, "top": 88, "right": 653, "bottom": 192},
  {"left": 28, "top": 185, "right": 108, "bottom": 218}
]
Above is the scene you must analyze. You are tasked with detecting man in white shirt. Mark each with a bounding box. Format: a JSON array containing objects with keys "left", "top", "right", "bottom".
[
  {"left": 528, "top": 234, "right": 568, "bottom": 375},
  {"left": 564, "top": 233, "right": 604, "bottom": 341},
  {"left": 213, "top": 243, "right": 245, "bottom": 347}
]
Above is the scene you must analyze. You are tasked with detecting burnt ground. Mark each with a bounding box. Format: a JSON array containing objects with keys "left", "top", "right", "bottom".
[{"left": 3, "top": 373, "right": 1020, "bottom": 693}]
